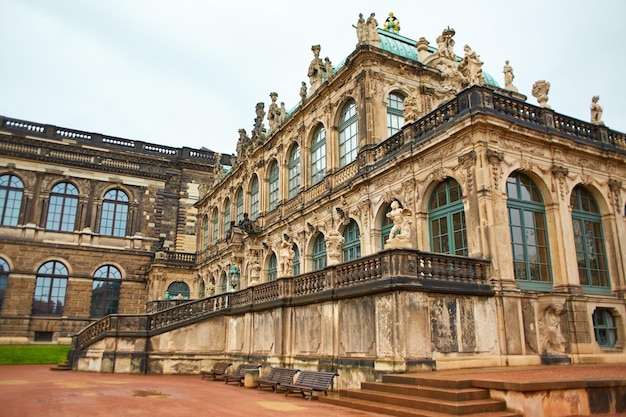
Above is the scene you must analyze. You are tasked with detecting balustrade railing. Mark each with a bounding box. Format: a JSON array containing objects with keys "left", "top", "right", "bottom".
[{"left": 74, "top": 249, "right": 492, "bottom": 350}]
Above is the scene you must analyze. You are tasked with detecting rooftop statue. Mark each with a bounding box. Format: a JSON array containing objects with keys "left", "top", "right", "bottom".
[
  {"left": 366, "top": 13, "right": 380, "bottom": 46},
  {"left": 458, "top": 44, "right": 485, "bottom": 86},
  {"left": 590, "top": 95, "right": 605, "bottom": 126},
  {"left": 353, "top": 13, "right": 367, "bottom": 45},
  {"left": 267, "top": 92, "right": 280, "bottom": 134},
  {"left": 423, "top": 27, "right": 465, "bottom": 94},
  {"left": 503, "top": 60, "right": 518, "bottom": 92},
  {"left": 251, "top": 102, "right": 267, "bottom": 143},
  {"left": 299, "top": 81, "right": 307, "bottom": 104},
  {"left": 383, "top": 12, "right": 400, "bottom": 33},
  {"left": 532, "top": 80, "right": 551, "bottom": 108},
  {"left": 323, "top": 57, "right": 334, "bottom": 82},
  {"left": 308, "top": 45, "right": 324, "bottom": 92}
]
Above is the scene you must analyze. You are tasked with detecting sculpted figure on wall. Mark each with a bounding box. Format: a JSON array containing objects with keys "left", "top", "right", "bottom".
[
  {"left": 540, "top": 302, "right": 567, "bottom": 355},
  {"left": 385, "top": 200, "right": 413, "bottom": 249},
  {"left": 458, "top": 44, "right": 485, "bottom": 85},
  {"left": 353, "top": 13, "right": 367, "bottom": 45},
  {"left": 325, "top": 230, "right": 345, "bottom": 266},
  {"left": 590, "top": 95, "right": 605, "bottom": 126},
  {"left": 366, "top": 13, "right": 380, "bottom": 46},
  {"left": 424, "top": 27, "right": 465, "bottom": 93},
  {"left": 403, "top": 95, "right": 419, "bottom": 123},
  {"left": 278, "top": 234, "right": 295, "bottom": 277},
  {"left": 308, "top": 45, "right": 324, "bottom": 91},
  {"left": 502, "top": 60, "right": 518, "bottom": 92},
  {"left": 532, "top": 80, "right": 551, "bottom": 108}
]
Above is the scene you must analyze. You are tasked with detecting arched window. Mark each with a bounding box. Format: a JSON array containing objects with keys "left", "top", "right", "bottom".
[
  {"left": 235, "top": 188, "right": 244, "bottom": 224},
  {"left": 100, "top": 189, "right": 129, "bottom": 237},
  {"left": 292, "top": 244, "right": 300, "bottom": 276},
  {"left": 338, "top": 100, "right": 358, "bottom": 168},
  {"left": 249, "top": 175, "right": 259, "bottom": 220},
  {"left": 219, "top": 272, "right": 228, "bottom": 294},
  {"left": 47, "top": 182, "right": 79, "bottom": 232},
  {"left": 0, "top": 174, "right": 23, "bottom": 226},
  {"left": 593, "top": 308, "right": 617, "bottom": 348},
  {"left": 199, "top": 280, "right": 205, "bottom": 298},
  {"left": 223, "top": 198, "right": 231, "bottom": 238},
  {"left": 0, "top": 258, "right": 8, "bottom": 312},
  {"left": 506, "top": 173, "right": 552, "bottom": 289},
  {"left": 166, "top": 281, "right": 190, "bottom": 299},
  {"left": 90, "top": 265, "right": 121, "bottom": 317},
  {"left": 381, "top": 204, "right": 394, "bottom": 249},
  {"left": 268, "top": 160, "right": 279, "bottom": 211},
  {"left": 429, "top": 179, "right": 467, "bottom": 256},
  {"left": 342, "top": 220, "right": 361, "bottom": 261},
  {"left": 571, "top": 186, "right": 609, "bottom": 292},
  {"left": 310, "top": 125, "right": 326, "bottom": 186},
  {"left": 212, "top": 208, "right": 219, "bottom": 244},
  {"left": 32, "top": 261, "right": 68, "bottom": 315},
  {"left": 268, "top": 253, "right": 278, "bottom": 281},
  {"left": 202, "top": 214, "right": 209, "bottom": 249},
  {"left": 288, "top": 145, "right": 301, "bottom": 199},
  {"left": 312, "top": 234, "right": 327, "bottom": 271},
  {"left": 387, "top": 92, "right": 405, "bottom": 137}
]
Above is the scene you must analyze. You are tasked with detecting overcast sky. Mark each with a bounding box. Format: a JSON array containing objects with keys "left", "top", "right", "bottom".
[{"left": 1, "top": 0, "right": 624, "bottom": 155}]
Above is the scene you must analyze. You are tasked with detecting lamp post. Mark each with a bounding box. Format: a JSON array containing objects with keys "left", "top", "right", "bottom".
[{"left": 229, "top": 263, "right": 240, "bottom": 292}]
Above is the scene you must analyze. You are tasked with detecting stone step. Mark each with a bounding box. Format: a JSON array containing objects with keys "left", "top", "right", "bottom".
[
  {"left": 382, "top": 374, "right": 475, "bottom": 389},
  {"left": 321, "top": 395, "right": 522, "bottom": 417},
  {"left": 50, "top": 361, "right": 72, "bottom": 371},
  {"left": 339, "top": 388, "right": 508, "bottom": 415},
  {"left": 361, "top": 381, "right": 490, "bottom": 401}
]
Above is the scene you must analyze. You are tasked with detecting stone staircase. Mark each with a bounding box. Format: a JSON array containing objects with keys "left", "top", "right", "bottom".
[{"left": 320, "top": 373, "right": 522, "bottom": 417}]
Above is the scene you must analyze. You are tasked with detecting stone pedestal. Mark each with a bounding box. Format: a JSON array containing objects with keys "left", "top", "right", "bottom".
[
  {"left": 540, "top": 354, "right": 572, "bottom": 365},
  {"left": 244, "top": 368, "right": 259, "bottom": 388}
]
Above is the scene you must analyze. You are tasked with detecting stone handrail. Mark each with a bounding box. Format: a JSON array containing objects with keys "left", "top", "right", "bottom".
[{"left": 74, "top": 249, "right": 492, "bottom": 350}]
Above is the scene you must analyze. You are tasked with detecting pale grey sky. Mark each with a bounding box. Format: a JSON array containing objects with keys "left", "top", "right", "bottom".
[{"left": 1, "top": 0, "right": 623, "bottom": 155}]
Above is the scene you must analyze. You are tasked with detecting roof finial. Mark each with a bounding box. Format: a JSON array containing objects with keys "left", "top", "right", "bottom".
[{"left": 383, "top": 12, "right": 400, "bottom": 33}]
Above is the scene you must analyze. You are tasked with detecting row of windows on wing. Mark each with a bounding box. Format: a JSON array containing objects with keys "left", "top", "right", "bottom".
[
  {"left": 0, "top": 174, "right": 129, "bottom": 236},
  {"left": 200, "top": 93, "right": 406, "bottom": 234},
  {"left": 201, "top": 173, "right": 611, "bottom": 294}
]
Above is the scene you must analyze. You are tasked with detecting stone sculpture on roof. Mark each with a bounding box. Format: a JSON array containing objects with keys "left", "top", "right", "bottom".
[
  {"left": 353, "top": 13, "right": 367, "bottom": 45},
  {"left": 267, "top": 92, "right": 280, "bottom": 134},
  {"left": 251, "top": 102, "right": 267, "bottom": 144},
  {"left": 458, "top": 44, "right": 485, "bottom": 86},
  {"left": 503, "top": 60, "right": 518, "bottom": 92},
  {"left": 532, "top": 80, "right": 551, "bottom": 108},
  {"left": 423, "top": 27, "right": 465, "bottom": 94},
  {"left": 590, "top": 95, "right": 605, "bottom": 126},
  {"left": 299, "top": 81, "right": 308, "bottom": 104},
  {"left": 383, "top": 12, "right": 400, "bottom": 33},
  {"left": 366, "top": 13, "right": 380, "bottom": 46},
  {"left": 308, "top": 45, "right": 324, "bottom": 92}
]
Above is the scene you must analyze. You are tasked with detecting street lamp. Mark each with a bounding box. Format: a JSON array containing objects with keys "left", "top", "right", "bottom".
[{"left": 229, "top": 263, "right": 240, "bottom": 292}]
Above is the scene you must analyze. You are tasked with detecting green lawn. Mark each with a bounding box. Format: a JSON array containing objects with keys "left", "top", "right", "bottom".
[{"left": 0, "top": 345, "right": 71, "bottom": 365}]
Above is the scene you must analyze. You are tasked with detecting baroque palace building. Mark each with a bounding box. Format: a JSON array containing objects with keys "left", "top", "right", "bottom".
[{"left": 1, "top": 12, "right": 625, "bottom": 386}]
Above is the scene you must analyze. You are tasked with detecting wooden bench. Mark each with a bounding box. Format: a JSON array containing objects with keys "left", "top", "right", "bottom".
[
  {"left": 223, "top": 363, "right": 261, "bottom": 386},
  {"left": 282, "top": 370, "right": 338, "bottom": 400},
  {"left": 200, "top": 361, "right": 232, "bottom": 380},
  {"left": 253, "top": 367, "right": 300, "bottom": 392}
]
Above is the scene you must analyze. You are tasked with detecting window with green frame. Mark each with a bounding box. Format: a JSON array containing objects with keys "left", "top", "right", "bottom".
[
  {"left": 338, "top": 100, "right": 358, "bottom": 168},
  {"left": 311, "top": 125, "right": 326, "bottom": 186},
  {"left": 592, "top": 308, "right": 618, "bottom": 348},
  {"left": 235, "top": 187, "right": 244, "bottom": 224},
  {"left": 506, "top": 172, "right": 552, "bottom": 290},
  {"left": 571, "top": 186, "right": 610, "bottom": 293},
  {"left": 381, "top": 204, "right": 394, "bottom": 249},
  {"left": 268, "top": 253, "right": 278, "bottom": 281},
  {"left": 429, "top": 178, "right": 467, "bottom": 256},
  {"left": 212, "top": 208, "right": 219, "bottom": 244},
  {"left": 203, "top": 215, "right": 209, "bottom": 249},
  {"left": 342, "top": 219, "right": 361, "bottom": 261},
  {"left": 312, "top": 234, "right": 327, "bottom": 271},
  {"left": 167, "top": 281, "right": 190, "bottom": 299},
  {"left": 220, "top": 272, "right": 228, "bottom": 294},
  {"left": 292, "top": 244, "right": 300, "bottom": 276},
  {"left": 249, "top": 175, "right": 259, "bottom": 220},
  {"left": 268, "top": 160, "right": 279, "bottom": 211},
  {"left": 223, "top": 198, "right": 231, "bottom": 238},
  {"left": 387, "top": 92, "right": 405, "bottom": 137},
  {"left": 288, "top": 145, "right": 301, "bottom": 199}
]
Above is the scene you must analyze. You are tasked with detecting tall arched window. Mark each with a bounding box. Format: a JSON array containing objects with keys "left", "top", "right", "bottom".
[
  {"left": 220, "top": 272, "right": 228, "bottom": 294},
  {"left": 268, "top": 253, "right": 278, "bottom": 281},
  {"left": 223, "top": 198, "right": 231, "bottom": 238},
  {"left": 288, "top": 145, "right": 301, "bottom": 199},
  {"left": 387, "top": 92, "right": 405, "bottom": 137},
  {"left": 32, "top": 261, "right": 68, "bottom": 315},
  {"left": 0, "top": 174, "right": 23, "bottom": 226},
  {"left": 338, "top": 100, "right": 358, "bottom": 168},
  {"left": 212, "top": 207, "right": 219, "bottom": 244},
  {"left": 342, "top": 220, "right": 361, "bottom": 261},
  {"left": 381, "top": 204, "right": 394, "bottom": 249},
  {"left": 166, "top": 281, "right": 190, "bottom": 299},
  {"left": 571, "top": 186, "right": 609, "bottom": 293},
  {"left": 47, "top": 182, "right": 79, "bottom": 232},
  {"left": 429, "top": 178, "right": 467, "bottom": 256},
  {"left": 202, "top": 214, "right": 209, "bottom": 249},
  {"left": 90, "top": 265, "right": 121, "bottom": 317},
  {"left": 268, "top": 160, "right": 279, "bottom": 211},
  {"left": 507, "top": 173, "right": 552, "bottom": 290},
  {"left": 312, "top": 234, "right": 327, "bottom": 271},
  {"left": 310, "top": 125, "right": 326, "bottom": 186},
  {"left": 292, "top": 244, "right": 300, "bottom": 276},
  {"left": 235, "top": 188, "right": 244, "bottom": 224},
  {"left": 249, "top": 175, "right": 259, "bottom": 220},
  {"left": 0, "top": 258, "right": 8, "bottom": 313},
  {"left": 100, "top": 189, "right": 129, "bottom": 237}
]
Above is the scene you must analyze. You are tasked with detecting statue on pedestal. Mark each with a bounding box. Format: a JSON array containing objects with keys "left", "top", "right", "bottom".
[
  {"left": 503, "top": 60, "right": 518, "bottom": 92},
  {"left": 325, "top": 230, "right": 345, "bottom": 266},
  {"left": 590, "top": 95, "right": 605, "bottom": 126},
  {"left": 385, "top": 200, "right": 413, "bottom": 249},
  {"left": 532, "top": 80, "right": 551, "bottom": 108}
]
